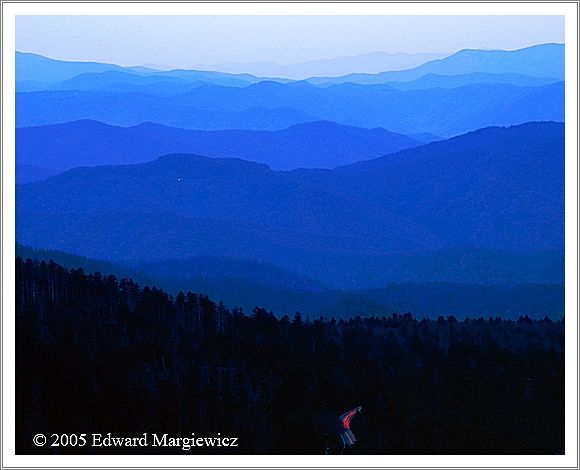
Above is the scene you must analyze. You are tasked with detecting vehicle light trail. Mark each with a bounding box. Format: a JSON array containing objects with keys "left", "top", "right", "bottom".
[{"left": 338, "top": 406, "right": 362, "bottom": 449}]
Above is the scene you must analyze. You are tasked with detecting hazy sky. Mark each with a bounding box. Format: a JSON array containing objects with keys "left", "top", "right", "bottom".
[{"left": 16, "top": 15, "right": 564, "bottom": 68}]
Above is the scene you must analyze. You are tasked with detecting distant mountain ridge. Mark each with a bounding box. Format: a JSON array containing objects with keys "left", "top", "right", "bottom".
[
  {"left": 16, "top": 122, "right": 564, "bottom": 288},
  {"left": 16, "top": 52, "right": 130, "bottom": 82},
  {"left": 15, "top": 51, "right": 289, "bottom": 88},
  {"left": 16, "top": 81, "right": 563, "bottom": 136},
  {"left": 19, "top": 70, "right": 561, "bottom": 95},
  {"left": 16, "top": 120, "right": 423, "bottom": 171},
  {"left": 290, "top": 121, "right": 564, "bottom": 252},
  {"left": 16, "top": 243, "right": 563, "bottom": 319},
  {"left": 191, "top": 51, "right": 447, "bottom": 79},
  {"left": 379, "top": 72, "right": 561, "bottom": 91},
  {"left": 16, "top": 44, "right": 564, "bottom": 136},
  {"left": 307, "top": 43, "right": 564, "bottom": 84},
  {"left": 18, "top": 44, "right": 563, "bottom": 86}
]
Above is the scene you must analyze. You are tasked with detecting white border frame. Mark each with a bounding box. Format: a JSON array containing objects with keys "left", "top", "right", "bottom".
[{"left": 1, "top": 2, "right": 578, "bottom": 468}]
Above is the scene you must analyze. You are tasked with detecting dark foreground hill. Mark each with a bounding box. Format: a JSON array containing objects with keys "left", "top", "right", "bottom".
[
  {"left": 16, "top": 257, "right": 564, "bottom": 454},
  {"left": 16, "top": 120, "right": 422, "bottom": 171},
  {"left": 16, "top": 122, "right": 564, "bottom": 288}
]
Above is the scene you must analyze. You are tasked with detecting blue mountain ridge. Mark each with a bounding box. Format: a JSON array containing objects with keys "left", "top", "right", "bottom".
[
  {"left": 16, "top": 51, "right": 290, "bottom": 87},
  {"left": 307, "top": 43, "right": 564, "bottom": 84},
  {"left": 378, "top": 72, "right": 561, "bottom": 91},
  {"left": 16, "top": 81, "right": 563, "bottom": 136},
  {"left": 16, "top": 43, "right": 564, "bottom": 137},
  {"left": 16, "top": 119, "right": 423, "bottom": 172},
  {"left": 16, "top": 243, "right": 563, "bottom": 319},
  {"left": 17, "top": 43, "right": 563, "bottom": 87},
  {"left": 16, "top": 164, "right": 59, "bottom": 184},
  {"left": 16, "top": 122, "right": 563, "bottom": 289}
]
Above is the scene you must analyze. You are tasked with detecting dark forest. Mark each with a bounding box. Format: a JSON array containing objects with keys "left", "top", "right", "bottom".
[{"left": 16, "top": 257, "right": 564, "bottom": 454}]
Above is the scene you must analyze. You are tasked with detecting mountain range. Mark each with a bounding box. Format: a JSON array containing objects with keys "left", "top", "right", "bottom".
[
  {"left": 16, "top": 51, "right": 282, "bottom": 87},
  {"left": 16, "top": 44, "right": 564, "bottom": 137},
  {"left": 14, "top": 42, "right": 565, "bottom": 320},
  {"left": 306, "top": 43, "right": 564, "bottom": 84},
  {"left": 378, "top": 72, "right": 560, "bottom": 91},
  {"left": 16, "top": 122, "right": 564, "bottom": 289},
  {"left": 17, "top": 43, "right": 563, "bottom": 88},
  {"left": 16, "top": 120, "right": 423, "bottom": 172},
  {"left": 16, "top": 243, "right": 563, "bottom": 319},
  {"left": 16, "top": 81, "right": 563, "bottom": 136},
  {"left": 187, "top": 51, "right": 448, "bottom": 79}
]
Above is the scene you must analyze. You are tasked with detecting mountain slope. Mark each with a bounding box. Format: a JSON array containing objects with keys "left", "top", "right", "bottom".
[
  {"left": 290, "top": 121, "right": 564, "bottom": 252},
  {"left": 200, "top": 51, "right": 445, "bottom": 79},
  {"left": 16, "top": 81, "right": 563, "bottom": 136},
  {"left": 16, "top": 164, "right": 60, "bottom": 184},
  {"left": 16, "top": 122, "right": 563, "bottom": 287},
  {"left": 16, "top": 244, "right": 563, "bottom": 319},
  {"left": 52, "top": 70, "right": 210, "bottom": 93},
  {"left": 16, "top": 51, "right": 288, "bottom": 89},
  {"left": 381, "top": 72, "right": 561, "bottom": 91},
  {"left": 307, "top": 43, "right": 564, "bottom": 85},
  {"left": 16, "top": 52, "right": 129, "bottom": 82},
  {"left": 16, "top": 120, "right": 423, "bottom": 171}
]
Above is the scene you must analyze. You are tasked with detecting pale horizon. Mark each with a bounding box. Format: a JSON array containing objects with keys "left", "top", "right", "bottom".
[{"left": 16, "top": 15, "right": 564, "bottom": 72}]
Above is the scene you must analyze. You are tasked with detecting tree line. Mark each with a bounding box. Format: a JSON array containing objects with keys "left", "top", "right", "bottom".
[{"left": 16, "top": 257, "right": 564, "bottom": 454}]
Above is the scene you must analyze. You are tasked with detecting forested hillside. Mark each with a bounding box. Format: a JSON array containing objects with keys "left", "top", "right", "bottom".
[{"left": 17, "top": 257, "right": 564, "bottom": 454}]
